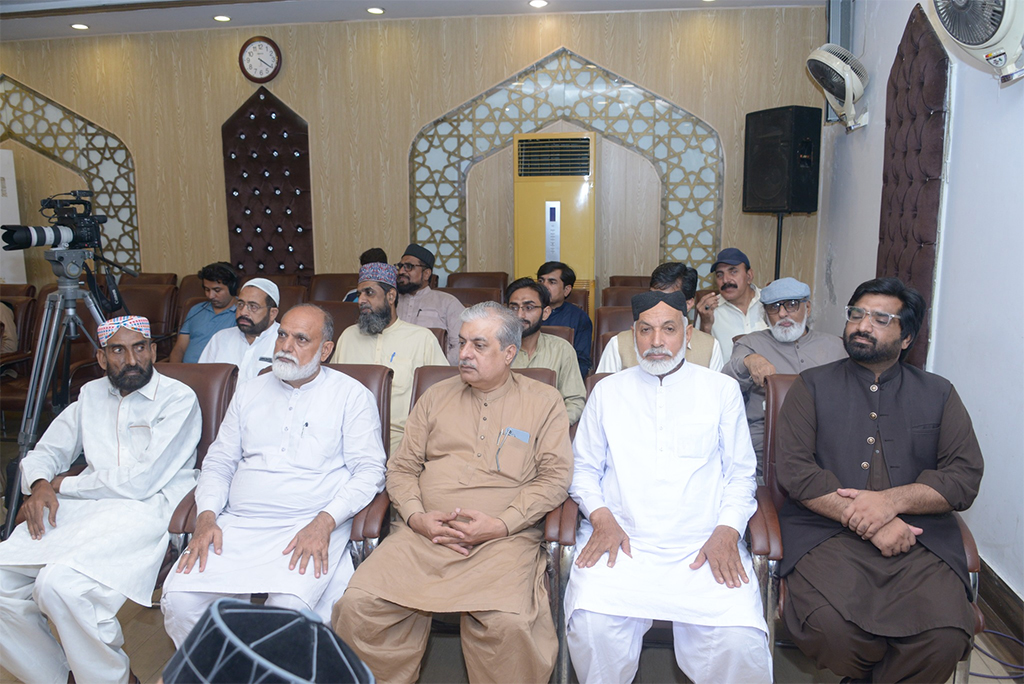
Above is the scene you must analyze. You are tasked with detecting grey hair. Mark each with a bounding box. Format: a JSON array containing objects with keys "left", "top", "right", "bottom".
[
  {"left": 288, "top": 303, "right": 335, "bottom": 344},
  {"left": 460, "top": 301, "right": 521, "bottom": 352}
]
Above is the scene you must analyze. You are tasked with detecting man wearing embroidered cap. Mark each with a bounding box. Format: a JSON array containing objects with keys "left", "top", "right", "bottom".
[
  {"left": 331, "top": 262, "right": 447, "bottom": 453},
  {"left": 696, "top": 248, "right": 768, "bottom": 360},
  {"left": 199, "top": 277, "right": 280, "bottom": 385},
  {"left": 723, "top": 277, "right": 847, "bottom": 473},
  {"left": 565, "top": 291, "right": 772, "bottom": 684},
  {"left": 395, "top": 243, "right": 464, "bottom": 364},
  {"left": 0, "top": 315, "right": 202, "bottom": 684}
]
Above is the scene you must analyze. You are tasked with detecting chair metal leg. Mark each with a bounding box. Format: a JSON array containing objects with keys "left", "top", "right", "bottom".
[
  {"left": 548, "top": 541, "right": 575, "bottom": 684},
  {"left": 953, "top": 641, "right": 972, "bottom": 683}
]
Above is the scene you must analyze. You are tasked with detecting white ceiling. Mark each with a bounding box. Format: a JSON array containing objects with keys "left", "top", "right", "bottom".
[{"left": 1, "top": 0, "right": 824, "bottom": 42}]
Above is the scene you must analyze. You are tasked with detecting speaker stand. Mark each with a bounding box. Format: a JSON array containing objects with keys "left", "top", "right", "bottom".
[{"left": 773, "top": 212, "right": 787, "bottom": 281}]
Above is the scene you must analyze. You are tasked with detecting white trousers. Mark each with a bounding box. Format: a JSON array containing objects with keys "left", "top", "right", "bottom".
[
  {"left": 566, "top": 609, "right": 773, "bottom": 684},
  {"left": 162, "top": 590, "right": 325, "bottom": 649},
  {"left": 0, "top": 564, "right": 130, "bottom": 684}
]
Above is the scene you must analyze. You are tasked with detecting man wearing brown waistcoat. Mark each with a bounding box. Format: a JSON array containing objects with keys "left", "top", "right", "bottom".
[{"left": 776, "top": 277, "right": 983, "bottom": 683}]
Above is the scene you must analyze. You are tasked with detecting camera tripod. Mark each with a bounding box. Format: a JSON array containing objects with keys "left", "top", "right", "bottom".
[{"left": 2, "top": 249, "right": 106, "bottom": 540}]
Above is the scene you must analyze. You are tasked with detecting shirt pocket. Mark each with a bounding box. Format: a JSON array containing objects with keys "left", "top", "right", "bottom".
[
  {"left": 127, "top": 424, "right": 152, "bottom": 458},
  {"left": 673, "top": 420, "right": 720, "bottom": 460},
  {"left": 295, "top": 423, "right": 337, "bottom": 470},
  {"left": 493, "top": 434, "right": 537, "bottom": 483}
]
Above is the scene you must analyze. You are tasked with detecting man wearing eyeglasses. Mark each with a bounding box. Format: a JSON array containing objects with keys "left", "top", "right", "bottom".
[
  {"left": 395, "top": 243, "right": 464, "bottom": 365},
  {"left": 506, "top": 277, "right": 586, "bottom": 424},
  {"left": 775, "top": 277, "right": 984, "bottom": 683},
  {"left": 723, "top": 277, "right": 846, "bottom": 475},
  {"left": 199, "top": 278, "right": 280, "bottom": 385}
]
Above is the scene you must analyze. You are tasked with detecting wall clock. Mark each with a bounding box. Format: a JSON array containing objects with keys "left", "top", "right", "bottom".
[{"left": 239, "top": 36, "right": 282, "bottom": 84}]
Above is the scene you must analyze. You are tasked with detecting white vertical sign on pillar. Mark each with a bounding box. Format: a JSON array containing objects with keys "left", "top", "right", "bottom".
[
  {"left": 545, "top": 201, "right": 561, "bottom": 261},
  {"left": 0, "top": 149, "right": 28, "bottom": 284}
]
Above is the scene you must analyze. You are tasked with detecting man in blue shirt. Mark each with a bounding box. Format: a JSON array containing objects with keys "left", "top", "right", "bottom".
[
  {"left": 537, "top": 261, "right": 592, "bottom": 378},
  {"left": 169, "top": 262, "right": 239, "bottom": 363}
]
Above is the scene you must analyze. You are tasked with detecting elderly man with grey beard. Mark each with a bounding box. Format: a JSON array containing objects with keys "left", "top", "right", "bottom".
[
  {"left": 161, "top": 304, "right": 387, "bottom": 647},
  {"left": 723, "top": 277, "right": 847, "bottom": 476},
  {"left": 331, "top": 262, "right": 448, "bottom": 454}
]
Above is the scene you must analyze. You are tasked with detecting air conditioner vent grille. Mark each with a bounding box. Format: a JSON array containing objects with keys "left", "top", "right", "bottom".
[{"left": 517, "top": 138, "right": 591, "bottom": 177}]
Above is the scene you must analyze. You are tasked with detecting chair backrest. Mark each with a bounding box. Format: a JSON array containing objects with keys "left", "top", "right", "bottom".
[
  {"left": 274, "top": 284, "right": 308, "bottom": 318},
  {"left": 593, "top": 306, "right": 633, "bottom": 364},
  {"left": 311, "top": 300, "right": 360, "bottom": 344},
  {"left": 264, "top": 274, "right": 299, "bottom": 287},
  {"left": 429, "top": 273, "right": 439, "bottom": 289},
  {"left": 117, "top": 284, "right": 178, "bottom": 339},
  {"left": 601, "top": 286, "right": 648, "bottom": 308},
  {"left": 155, "top": 362, "right": 239, "bottom": 467},
  {"left": 764, "top": 373, "right": 798, "bottom": 511},
  {"left": 177, "top": 296, "right": 208, "bottom": 331},
  {"left": 309, "top": 273, "right": 359, "bottom": 302},
  {"left": 447, "top": 272, "right": 509, "bottom": 296},
  {"left": 585, "top": 372, "right": 612, "bottom": 399},
  {"left": 325, "top": 364, "right": 394, "bottom": 457},
  {"left": 410, "top": 366, "right": 556, "bottom": 410},
  {"left": 596, "top": 330, "right": 619, "bottom": 369},
  {"left": 133, "top": 272, "right": 178, "bottom": 286},
  {"left": 436, "top": 287, "right": 501, "bottom": 308},
  {"left": 566, "top": 288, "right": 588, "bottom": 312},
  {"left": 541, "top": 325, "right": 574, "bottom": 346},
  {"left": 428, "top": 327, "right": 447, "bottom": 353},
  {"left": 0, "top": 283, "right": 36, "bottom": 299},
  {"left": 608, "top": 275, "right": 647, "bottom": 288},
  {"left": 2, "top": 296, "right": 36, "bottom": 352}
]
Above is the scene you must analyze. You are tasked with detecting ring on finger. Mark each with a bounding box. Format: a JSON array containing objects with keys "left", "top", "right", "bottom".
[{"left": 182, "top": 548, "right": 192, "bottom": 555}]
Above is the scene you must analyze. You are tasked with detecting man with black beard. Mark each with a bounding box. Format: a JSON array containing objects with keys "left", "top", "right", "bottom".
[
  {"left": 0, "top": 316, "right": 201, "bottom": 684},
  {"left": 506, "top": 277, "right": 585, "bottom": 424},
  {"left": 775, "top": 277, "right": 984, "bottom": 683},
  {"left": 331, "top": 263, "right": 447, "bottom": 453},
  {"left": 723, "top": 277, "right": 846, "bottom": 473},
  {"left": 395, "top": 243, "right": 465, "bottom": 364},
  {"left": 199, "top": 278, "right": 280, "bottom": 385}
]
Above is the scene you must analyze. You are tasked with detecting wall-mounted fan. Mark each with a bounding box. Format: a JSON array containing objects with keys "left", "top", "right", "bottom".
[
  {"left": 933, "top": 0, "right": 1024, "bottom": 84},
  {"left": 807, "top": 43, "right": 870, "bottom": 131}
]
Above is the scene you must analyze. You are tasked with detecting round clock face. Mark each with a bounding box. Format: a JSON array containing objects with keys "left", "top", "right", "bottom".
[{"left": 239, "top": 36, "right": 281, "bottom": 83}]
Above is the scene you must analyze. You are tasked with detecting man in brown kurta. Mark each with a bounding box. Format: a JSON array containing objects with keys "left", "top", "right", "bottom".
[
  {"left": 776, "top": 278, "right": 983, "bottom": 683},
  {"left": 334, "top": 301, "right": 573, "bottom": 683}
]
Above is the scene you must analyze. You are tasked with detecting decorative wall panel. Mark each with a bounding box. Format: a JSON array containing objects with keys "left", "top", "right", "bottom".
[
  {"left": 0, "top": 75, "right": 140, "bottom": 271},
  {"left": 222, "top": 87, "right": 314, "bottom": 279},
  {"left": 410, "top": 48, "right": 723, "bottom": 280}
]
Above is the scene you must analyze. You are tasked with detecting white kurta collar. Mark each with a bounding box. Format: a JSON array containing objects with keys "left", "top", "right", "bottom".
[{"left": 104, "top": 367, "right": 161, "bottom": 400}]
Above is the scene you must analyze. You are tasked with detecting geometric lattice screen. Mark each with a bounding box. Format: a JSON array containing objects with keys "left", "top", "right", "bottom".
[
  {"left": 222, "top": 87, "right": 314, "bottom": 279},
  {"left": 0, "top": 74, "right": 141, "bottom": 271},
  {"left": 410, "top": 47, "right": 723, "bottom": 281}
]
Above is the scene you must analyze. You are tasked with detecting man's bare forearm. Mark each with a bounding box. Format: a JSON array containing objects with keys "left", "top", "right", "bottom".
[
  {"left": 884, "top": 483, "right": 952, "bottom": 516},
  {"left": 800, "top": 492, "right": 850, "bottom": 523}
]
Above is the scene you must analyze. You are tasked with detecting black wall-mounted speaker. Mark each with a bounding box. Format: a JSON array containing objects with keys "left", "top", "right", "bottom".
[{"left": 742, "top": 106, "right": 822, "bottom": 214}]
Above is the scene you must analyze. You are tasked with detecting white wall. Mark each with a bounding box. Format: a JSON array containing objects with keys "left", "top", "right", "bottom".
[{"left": 813, "top": 0, "right": 1024, "bottom": 598}]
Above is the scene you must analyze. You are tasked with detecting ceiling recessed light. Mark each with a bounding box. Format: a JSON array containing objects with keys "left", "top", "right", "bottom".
[
  {"left": 214, "top": 15, "right": 231, "bottom": 22},
  {"left": 367, "top": 7, "right": 385, "bottom": 14},
  {"left": 530, "top": 0, "right": 549, "bottom": 7},
  {"left": 71, "top": 23, "right": 89, "bottom": 30}
]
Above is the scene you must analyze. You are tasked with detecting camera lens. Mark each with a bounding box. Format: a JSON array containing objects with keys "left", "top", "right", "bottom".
[{"left": 1, "top": 225, "right": 75, "bottom": 251}]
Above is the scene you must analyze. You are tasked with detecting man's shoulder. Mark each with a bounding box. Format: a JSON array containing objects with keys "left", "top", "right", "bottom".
[
  {"left": 427, "top": 287, "right": 464, "bottom": 309},
  {"left": 799, "top": 357, "right": 847, "bottom": 382},
  {"left": 539, "top": 332, "right": 576, "bottom": 356}
]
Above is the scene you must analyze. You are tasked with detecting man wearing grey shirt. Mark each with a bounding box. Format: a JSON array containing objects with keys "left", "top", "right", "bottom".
[{"left": 723, "top": 277, "right": 846, "bottom": 473}]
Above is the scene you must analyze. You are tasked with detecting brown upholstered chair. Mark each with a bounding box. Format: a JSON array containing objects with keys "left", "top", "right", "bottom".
[
  {"left": 176, "top": 275, "right": 204, "bottom": 319},
  {"left": 600, "top": 286, "right": 647, "bottom": 308},
  {"left": 593, "top": 306, "right": 633, "bottom": 367},
  {"left": 2, "top": 296, "right": 37, "bottom": 354},
  {"left": 0, "top": 283, "right": 36, "bottom": 299},
  {"left": 132, "top": 272, "right": 178, "bottom": 286},
  {"left": 427, "top": 327, "right": 447, "bottom": 353},
  {"left": 264, "top": 274, "right": 299, "bottom": 287},
  {"left": 309, "top": 273, "right": 359, "bottom": 302},
  {"left": 565, "top": 288, "right": 588, "bottom": 313},
  {"left": 116, "top": 284, "right": 178, "bottom": 359},
  {"left": 541, "top": 325, "right": 574, "bottom": 346},
  {"left": 608, "top": 275, "right": 647, "bottom": 288},
  {"left": 435, "top": 286, "right": 501, "bottom": 308},
  {"left": 311, "top": 300, "right": 359, "bottom": 344},
  {"left": 274, "top": 284, "right": 308, "bottom": 318},
  {"left": 429, "top": 273, "right": 439, "bottom": 289},
  {"left": 447, "top": 272, "right": 509, "bottom": 297},
  {"left": 763, "top": 374, "right": 982, "bottom": 679}
]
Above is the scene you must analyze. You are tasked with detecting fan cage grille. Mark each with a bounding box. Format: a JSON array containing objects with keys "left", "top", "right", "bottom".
[{"left": 934, "top": 0, "right": 1006, "bottom": 46}]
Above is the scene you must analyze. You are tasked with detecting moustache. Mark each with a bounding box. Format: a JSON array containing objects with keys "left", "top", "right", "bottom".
[
  {"left": 643, "top": 346, "right": 672, "bottom": 358},
  {"left": 848, "top": 332, "right": 875, "bottom": 344},
  {"left": 238, "top": 317, "right": 253, "bottom": 325},
  {"left": 720, "top": 282, "right": 737, "bottom": 290},
  {"left": 458, "top": 361, "right": 477, "bottom": 370},
  {"left": 116, "top": 364, "right": 144, "bottom": 376},
  {"left": 274, "top": 351, "right": 298, "bottom": 364}
]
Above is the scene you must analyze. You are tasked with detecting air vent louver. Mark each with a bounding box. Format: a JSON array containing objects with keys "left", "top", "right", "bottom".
[{"left": 517, "top": 137, "right": 591, "bottom": 177}]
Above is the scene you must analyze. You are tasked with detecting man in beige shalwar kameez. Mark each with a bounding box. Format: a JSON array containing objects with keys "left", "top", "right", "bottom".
[{"left": 334, "top": 302, "right": 573, "bottom": 683}]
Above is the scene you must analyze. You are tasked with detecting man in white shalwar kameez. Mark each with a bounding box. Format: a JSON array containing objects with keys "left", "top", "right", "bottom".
[
  {"left": 161, "top": 304, "right": 386, "bottom": 647},
  {"left": 0, "top": 315, "right": 202, "bottom": 684},
  {"left": 199, "top": 277, "right": 281, "bottom": 385},
  {"left": 565, "top": 291, "right": 772, "bottom": 684}
]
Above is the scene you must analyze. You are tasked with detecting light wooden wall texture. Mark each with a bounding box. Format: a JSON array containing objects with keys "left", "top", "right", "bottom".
[{"left": 1, "top": 8, "right": 825, "bottom": 292}]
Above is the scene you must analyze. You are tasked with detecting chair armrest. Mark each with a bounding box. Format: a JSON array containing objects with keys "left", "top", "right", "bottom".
[
  {"left": 748, "top": 485, "right": 783, "bottom": 560},
  {"left": 954, "top": 512, "right": 980, "bottom": 574},
  {"left": 545, "top": 498, "right": 579, "bottom": 545},
  {"left": 168, "top": 487, "right": 197, "bottom": 535},
  {"left": 0, "top": 350, "right": 32, "bottom": 370},
  {"left": 351, "top": 491, "right": 390, "bottom": 542}
]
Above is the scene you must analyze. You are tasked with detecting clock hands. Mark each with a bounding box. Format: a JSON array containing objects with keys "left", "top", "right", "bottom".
[{"left": 259, "top": 57, "right": 273, "bottom": 68}]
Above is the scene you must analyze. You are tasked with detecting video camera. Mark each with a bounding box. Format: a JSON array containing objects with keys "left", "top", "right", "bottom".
[{"left": 1, "top": 190, "right": 106, "bottom": 252}]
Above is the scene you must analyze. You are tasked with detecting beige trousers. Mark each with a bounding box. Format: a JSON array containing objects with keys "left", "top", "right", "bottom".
[{"left": 333, "top": 587, "right": 557, "bottom": 684}]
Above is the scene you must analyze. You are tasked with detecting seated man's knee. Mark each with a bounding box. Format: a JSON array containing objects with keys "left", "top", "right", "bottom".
[
  {"left": 33, "top": 565, "right": 74, "bottom": 610},
  {"left": 264, "top": 593, "right": 311, "bottom": 614},
  {"left": 792, "top": 603, "right": 885, "bottom": 676}
]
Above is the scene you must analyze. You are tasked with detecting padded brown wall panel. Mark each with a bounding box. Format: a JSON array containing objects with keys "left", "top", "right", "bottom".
[
  {"left": 876, "top": 4, "right": 949, "bottom": 369},
  {"left": 223, "top": 87, "right": 314, "bottom": 280}
]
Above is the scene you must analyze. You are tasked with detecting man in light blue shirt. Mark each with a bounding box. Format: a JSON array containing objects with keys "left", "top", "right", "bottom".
[{"left": 169, "top": 262, "right": 239, "bottom": 363}]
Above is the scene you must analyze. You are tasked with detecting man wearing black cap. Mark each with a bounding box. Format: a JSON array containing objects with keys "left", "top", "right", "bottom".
[
  {"left": 565, "top": 290, "right": 771, "bottom": 684},
  {"left": 697, "top": 248, "right": 768, "bottom": 360},
  {"left": 395, "top": 243, "right": 464, "bottom": 364}
]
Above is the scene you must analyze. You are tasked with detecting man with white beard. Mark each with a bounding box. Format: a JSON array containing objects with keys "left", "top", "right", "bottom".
[
  {"left": 565, "top": 290, "right": 772, "bottom": 684},
  {"left": 723, "top": 278, "right": 847, "bottom": 475},
  {"left": 161, "top": 304, "right": 387, "bottom": 646}
]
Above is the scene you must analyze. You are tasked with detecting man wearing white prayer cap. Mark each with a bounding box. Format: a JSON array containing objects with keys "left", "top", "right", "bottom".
[
  {"left": 0, "top": 315, "right": 202, "bottom": 684},
  {"left": 199, "top": 277, "right": 281, "bottom": 384}
]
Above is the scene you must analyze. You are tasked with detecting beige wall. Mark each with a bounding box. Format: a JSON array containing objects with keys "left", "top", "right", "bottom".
[{"left": 1, "top": 8, "right": 825, "bottom": 292}]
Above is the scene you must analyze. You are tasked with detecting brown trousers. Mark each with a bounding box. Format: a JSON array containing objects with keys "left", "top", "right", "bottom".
[
  {"left": 782, "top": 588, "right": 970, "bottom": 683},
  {"left": 333, "top": 587, "right": 557, "bottom": 684}
]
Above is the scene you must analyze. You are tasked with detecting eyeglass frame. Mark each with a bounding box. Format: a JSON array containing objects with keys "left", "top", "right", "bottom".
[
  {"left": 845, "top": 305, "right": 902, "bottom": 328},
  {"left": 507, "top": 302, "right": 544, "bottom": 314},
  {"left": 236, "top": 298, "right": 272, "bottom": 314},
  {"left": 395, "top": 261, "right": 427, "bottom": 272},
  {"left": 763, "top": 298, "right": 808, "bottom": 315}
]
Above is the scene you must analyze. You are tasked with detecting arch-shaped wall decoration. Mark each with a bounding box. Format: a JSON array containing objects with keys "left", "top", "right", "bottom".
[
  {"left": 410, "top": 47, "right": 723, "bottom": 280},
  {"left": 0, "top": 75, "right": 141, "bottom": 271}
]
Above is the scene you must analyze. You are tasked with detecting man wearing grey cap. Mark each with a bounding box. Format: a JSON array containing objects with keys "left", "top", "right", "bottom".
[
  {"left": 723, "top": 277, "right": 846, "bottom": 473},
  {"left": 395, "top": 243, "right": 464, "bottom": 364},
  {"left": 199, "top": 277, "right": 281, "bottom": 385},
  {"left": 697, "top": 248, "right": 768, "bottom": 360}
]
